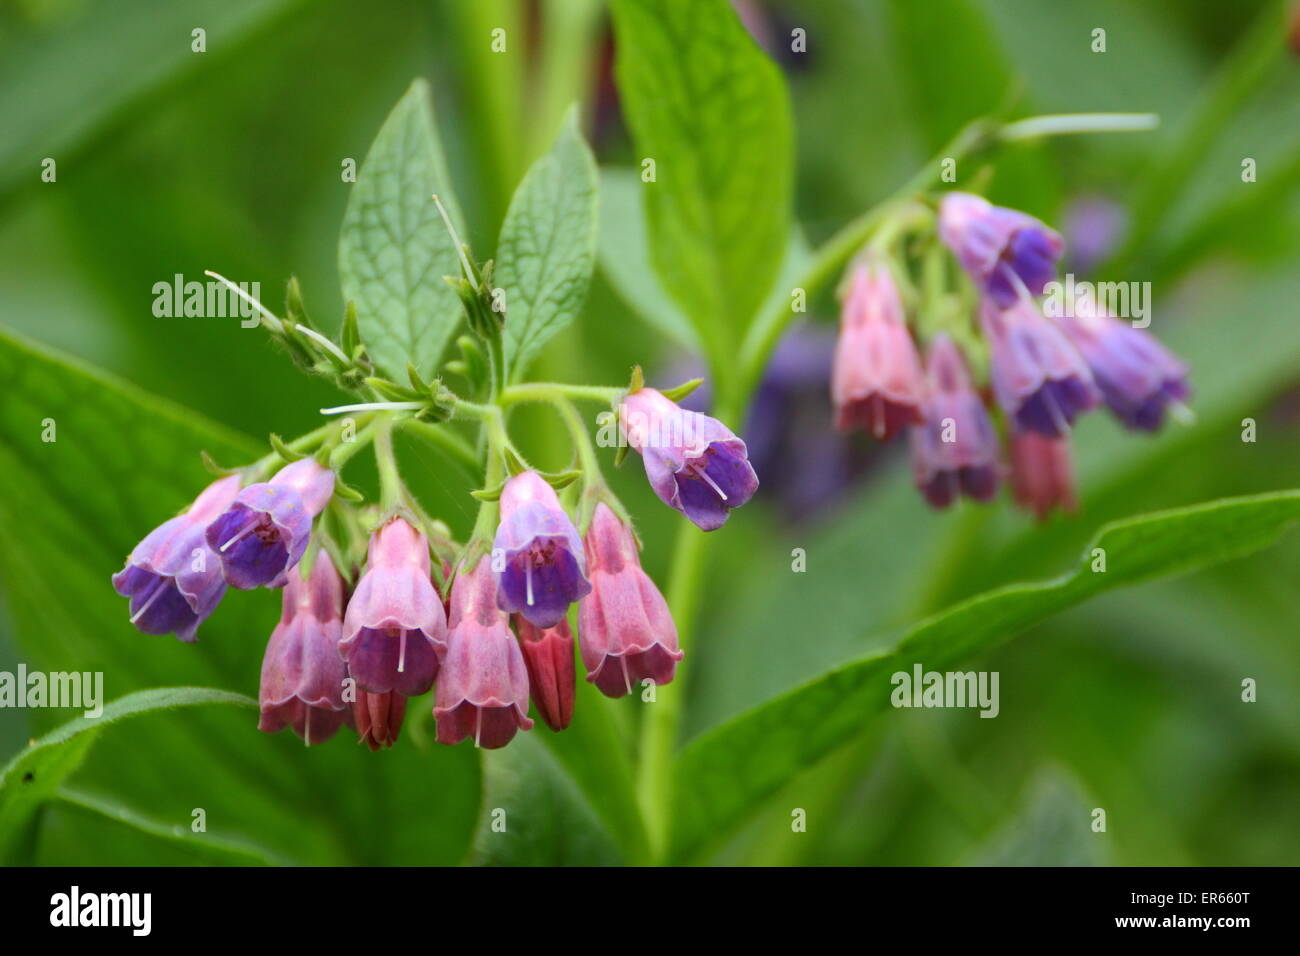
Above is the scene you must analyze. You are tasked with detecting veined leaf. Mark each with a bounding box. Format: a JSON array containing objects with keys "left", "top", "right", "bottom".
[
  {"left": 669, "top": 490, "right": 1300, "bottom": 861},
  {"left": 338, "top": 79, "right": 466, "bottom": 378},
  {"left": 0, "top": 687, "right": 255, "bottom": 863},
  {"left": 470, "top": 733, "right": 621, "bottom": 865},
  {"left": 610, "top": 0, "right": 793, "bottom": 353},
  {"left": 498, "top": 108, "right": 599, "bottom": 379}
]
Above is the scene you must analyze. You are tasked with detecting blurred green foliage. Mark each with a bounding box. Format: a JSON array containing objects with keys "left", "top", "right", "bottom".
[{"left": 1, "top": 0, "right": 1298, "bottom": 865}]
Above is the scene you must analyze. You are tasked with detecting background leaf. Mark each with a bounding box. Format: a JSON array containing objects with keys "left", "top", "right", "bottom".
[
  {"left": 0, "top": 687, "right": 254, "bottom": 863},
  {"left": 609, "top": 0, "right": 793, "bottom": 356},
  {"left": 669, "top": 490, "right": 1300, "bottom": 861},
  {"left": 498, "top": 108, "right": 599, "bottom": 380},
  {"left": 338, "top": 79, "right": 466, "bottom": 378}
]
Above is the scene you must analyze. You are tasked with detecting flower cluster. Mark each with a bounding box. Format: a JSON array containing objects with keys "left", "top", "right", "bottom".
[
  {"left": 113, "top": 384, "right": 756, "bottom": 750},
  {"left": 831, "top": 191, "right": 1190, "bottom": 518}
]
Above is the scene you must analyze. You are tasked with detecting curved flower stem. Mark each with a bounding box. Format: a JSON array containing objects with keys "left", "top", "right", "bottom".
[
  {"left": 372, "top": 416, "right": 405, "bottom": 514},
  {"left": 499, "top": 381, "right": 624, "bottom": 407}
]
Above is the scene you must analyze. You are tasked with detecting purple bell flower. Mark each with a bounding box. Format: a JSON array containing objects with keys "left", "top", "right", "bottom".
[
  {"left": 619, "top": 387, "right": 759, "bottom": 531},
  {"left": 204, "top": 458, "right": 335, "bottom": 590},
  {"left": 1056, "top": 307, "right": 1190, "bottom": 431},
  {"left": 339, "top": 516, "right": 447, "bottom": 696},
  {"left": 909, "top": 335, "right": 1001, "bottom": 508},
  {"left": 112, "top": 474, "right": 242, "bottom": 642},
  {"left": 939, "top": 192, "right": 1064, "bottom": 307},
  {"left": 257, "top": 551, "right": 351, "bottom": 745},
  {"left": 493, "top": 471, "right": 591, "bottom": 629},
  {"left": 981, "top": 299, "right": 1099, "bottom": 438}
]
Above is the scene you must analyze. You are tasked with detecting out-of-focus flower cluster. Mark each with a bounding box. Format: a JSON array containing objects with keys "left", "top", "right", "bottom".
[{"left": 830, "top": 191, "right": 1190, "bottom": 519}]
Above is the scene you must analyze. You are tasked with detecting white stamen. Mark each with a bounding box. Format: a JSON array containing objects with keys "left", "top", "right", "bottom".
[
  {"left": 474, "top": 707, "right": 482, "bottom": 749},
  {"left": 525, "top": 558, "right": 535, "bottom": 607},
  {"left": 620, "top": 655, "right": 633, "bottom": 696},
  {"left": 130, "top": 578, "right": 168, "bottom": 624},
  {"left": 695, "top": 464, "right": 729, "bottom": 501},
  {"left": 304, "top": 708, "right": 313, "bottom": 747},
  {"left": 397, "top": 630, "right": 407, "bottom": 674},
  {"left": 220, "top": 521, "right": 259, "bottom": 553},
  {"left": 1042, "top": 386, "right": 1071, "bottom": 437}
]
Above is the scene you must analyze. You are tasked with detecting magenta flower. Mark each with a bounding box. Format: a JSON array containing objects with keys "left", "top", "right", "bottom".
[
  {"left": 434, "top": 558, "right": 533, "bottom": 749},
  {"left": 340, "top": 517, "right": 447, "bottom": 696},
  {"left": 515, "top": 616, "right": 575, "bottom": 732},
  {"left": 493, "top": 471, "right": 590, "bottom": 629},
  {"left": 939, "top": 192, "right": 1064, "bottom": 307},
  {"left": 578, "top": 504, "right": 682, "bottom": 699},
  {"left": 981, "top": 299, "right": 1099, "bottom": 437},
  {"left": 1056, "top": 308, "right": 1190, "bottom": 431},
  {"left": 204, "top": 458, "right": 335, "bottom": 590},
  {"left": 831, "top": 262, "right": 925, "bottom": 439},
  {"left": 352, "top": 687, "right": 408, "bottom": 752},
  {"left": 257, "top": 552, "right": 350, "bottom": 745},
  {"left": 619, "top": 387, "right": 758, "bottom": 531},
  {"left": 909, "top": 335, "right": 1000, "bottom": 508},
  {"left": 1010, "top": 430, "right": 1078, "bottom": 520},
  {"left": 112, "top": 474, "right": 241, "bottom": 642}
]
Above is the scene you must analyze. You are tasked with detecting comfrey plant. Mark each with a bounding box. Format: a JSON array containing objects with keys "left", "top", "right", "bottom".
[
  {"left": 830, "top": 189, "right": 1190, "bottom": 520},
  {"left": 113, "top": 186, "right": 755, "bottom": 750}
]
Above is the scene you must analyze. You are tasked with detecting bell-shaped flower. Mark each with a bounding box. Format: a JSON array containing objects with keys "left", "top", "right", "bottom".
[
  {"left": 909, "top": 335, "right": 1001, "bottom": 508},
  {"left": 515, "top": 617, "right": 575, "bottom": 732},
  {"left": 434, "top": 558, "right": 533, "bottom": 749},
  {"left": 831, "top": 262, "right": 925, "bottom": 439},
  {"left": 257, "top": 552, "right": 350, "bottom": 745},
  {"left": 578, "top": 504, "right": 682, "bottom": 699},
  {"left": 1056, "top": 306, "right": 1190, "bottom": 431},
  {"left": 352, "top": 687, "right": 408, "bottom": 752},
  {"left": 619, "top": 387, "right": 759, "bottom": 531},
  {"left": 112, "top": 475, "right": 242, "bottom": 642},
  {"left": 204, "top": 458, "right": 335, "bottom": 590},
  {"left": 981, "top": 299, "right": 1099, "bottom": 437},
  {"left": 940, "top": 191, "right": 1063, "bottom": 307},
  {"left": 493, "top": 471, "right": 590, "bottom": 629},
  {"left": 1009, "top": 430, "right": 1078, "bottom": 520},
  {"left": 340, "top": 517, "right": 447, "bottom": 696}
]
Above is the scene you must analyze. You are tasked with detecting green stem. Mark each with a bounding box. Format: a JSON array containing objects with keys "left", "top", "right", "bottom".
[
  {"left": 500, "top": 381, "right": 624, "bottom": 407},
  {"left": 372, "top": 417, "right": 404, "bottom": 514}
]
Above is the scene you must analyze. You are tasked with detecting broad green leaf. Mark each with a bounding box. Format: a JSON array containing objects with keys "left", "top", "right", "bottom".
[
  {"left": 597, "top": 167, "right": 699, "bottom": 350},
  {"left": 498, "top": 108, "right": 599, "bottom": 379},
  {"left": 0, "top": 328, "right": 481, "bottom": 866},
  {"left": 0, "top": 687, "right": 254, "bottom": 863},
  {"left": 469, "top": 734, "right": 621, "bottom": 865},
  {"left": 0, "top": 0, "right": 296, "bottom": 204},
  {"left": 670, "top": 490, "right": 1300, "bottom": 861},
  {"left": 610, "top": 0, "right": 793, "bottom": 353},
  {"left": 338, "top": 79, "right": 466, "bottom": 378}
]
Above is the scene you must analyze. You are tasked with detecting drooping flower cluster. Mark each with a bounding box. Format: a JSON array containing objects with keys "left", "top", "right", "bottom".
[
  {"left": 831, "top": 191, "right": 1190, "bottom": 519},
  {"left": 113, "top": 384, "right": 755, "bottom": 751}
]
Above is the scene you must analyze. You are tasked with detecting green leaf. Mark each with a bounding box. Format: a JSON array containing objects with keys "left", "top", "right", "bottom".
[
  {"left": 469, "top": 734, "right": 621, "bottom": 865},
  {"left": 610, "top": 0, "right": 793, "bottom": 353},
  {"left": 498, "top": 108, "right": 599, "bottom": 380},
  {"left": 597, "top": 168, "right": 700, "bottom": 351},
  {"left": 0, "top": 687, "right": 255, "bottom": 863},
  {"left": 669, "top": 490, "right": 1300, "bottom": 861},
  {"left": 338, "top": 79, "right": 466, "bottom": 378},
  {"left": 0, "top": 328, "right": 482, "bottom": 866}
]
